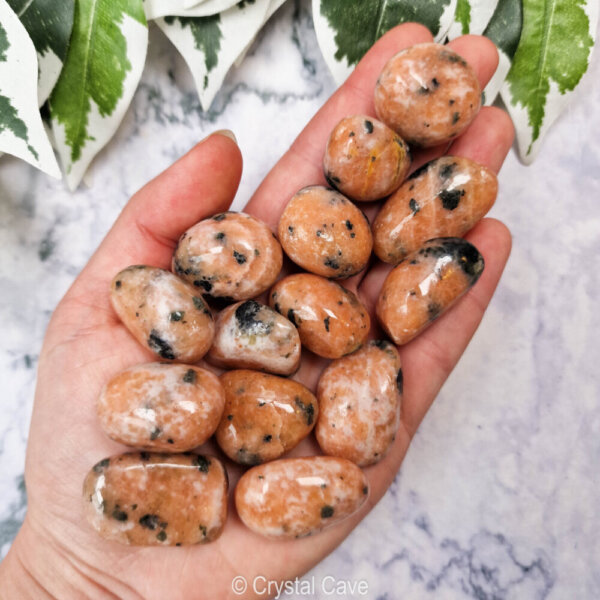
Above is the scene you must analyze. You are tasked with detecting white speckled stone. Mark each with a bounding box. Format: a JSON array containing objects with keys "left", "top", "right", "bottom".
[{"left": 1, "top": 3, "right": 599, "bottom": 598}]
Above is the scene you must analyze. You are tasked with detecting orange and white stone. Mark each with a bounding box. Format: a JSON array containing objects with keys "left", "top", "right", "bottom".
[
  {"left": 375, "top": 43, "right": 481, "bottom": 147},
  {"left": 83, "top": 452, "right": 228, "bottom": 546},
  {"left": 323, "top": 115, "right": 411, "bottom": 201},
  {"left": 373, "top": 156, "right": 498, "bottom": 264},
  {"left": 278, "top": 186, "right": 372, "bottom": 279},
  {"left": 216, "top": 370, "right": 318, "bottom": 465},
  {"left": 97, "top": 363, "right": 225, "bottom": 452},
  {"left": 269, "top": 274, "right": 370, "bottom": 359},
  {"left": 316, "top": 341, "right": 402, "bottom": 466},
  {"left": 235, "top": 456, "right": 369, "bottom": 538},
  {"left": 110, "top": 266, "right": 214, "bottom": 363},
  {"left": 208, "top": 300, "right": 300, "bottom": 375},
  {"left": 377, "top": 238, "right": 485, "bottom": 345},
  {"left": 172, "top": 212, "right": 283, "bottom": 301}
]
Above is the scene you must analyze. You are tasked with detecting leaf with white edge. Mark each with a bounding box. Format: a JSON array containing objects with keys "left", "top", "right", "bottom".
[
  {"left": 313, "top": 0, "right": 457, "bottom": 85},
  {"left": 156, "top": 0, "right": 270, "bottom": 110},
  {"left": 447, "top": 0, "right": 499, "bottom": 39},
  {"left": 501, "top": 0, "right": 597, "bottom": 163},
  {"left": 143, "top": 0, "right": 240, "bottom": 19},
  {"left": 234, "top": 0, "right": 289, "bottom": 68},
  {"left": 481, "top": 0, "right": 522, "bottom": 105},
  {"left": 0, "top": 0, "right": 60, "bottom": 177},
  {"left": 49, "top": 0, "right": 148, "bottom": 190},
  {"left": 7, "top": 0, "right": 75, "bottom": 105}
]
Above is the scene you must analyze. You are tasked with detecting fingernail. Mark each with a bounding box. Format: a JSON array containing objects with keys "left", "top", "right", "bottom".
[{"left": 212, "top": 129, "right": 237, "bottom": 144}]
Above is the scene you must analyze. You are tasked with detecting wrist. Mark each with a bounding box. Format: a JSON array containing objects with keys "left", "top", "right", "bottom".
[{"left": 0, "top": 533, "right": 48, "bottom": 600}]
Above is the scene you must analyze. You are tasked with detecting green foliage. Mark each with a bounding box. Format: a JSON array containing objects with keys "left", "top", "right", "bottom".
[
  {"left": 319, "top": 0, "right": 453, "bottom": 66},
  {"left": 506, "top": 0, "right": 593, "bottom": 153},
  {"left": 483, "top": 0, "right": 522, "bottom": 57},
  {"left": 49, "top": 0, "right": 147, "bottom": 163},
  {"left": 7, "top": 0, "right": 75, "bottom": 60},
  {"left": 455, "top": 0, "right": 471, "bottom": 35}
]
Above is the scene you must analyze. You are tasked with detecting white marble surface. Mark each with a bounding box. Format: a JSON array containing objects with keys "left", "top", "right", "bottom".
[{"left": 1, "top": 1, "right": 599, "bottom": 598}]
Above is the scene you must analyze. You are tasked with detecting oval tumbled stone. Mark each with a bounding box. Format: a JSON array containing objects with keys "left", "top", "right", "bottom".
[
  {"left": 235, "top": 456, "right": 369, "bottom": 538},
  {"left": 216, "top": 370, "right": 318, "bottom": 465},
  {"left": 110, "top": 265, "right": 214, "bottom": 363},
  {"left": 83, "top": 453, "right": 228, "bottom": 546},
  {"left": 373, "top": 156, "right": 497, "bottom": 264},
  {"left": 316, "top": 340, "right": 402, "bottom": 466},
  {"left": 208, "top": 300, "right": 301, "bottom": 375},
  {"left": 97, "top": 363, "right": 225, "bottom": 452},
  {"left": 377, "top": 238, "right": 484, "bottom": 345}
]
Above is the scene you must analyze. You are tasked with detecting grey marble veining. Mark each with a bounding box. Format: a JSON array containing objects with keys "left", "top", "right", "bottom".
[{"left": 1, "top": 1, "right": 599, "bottom": 598}]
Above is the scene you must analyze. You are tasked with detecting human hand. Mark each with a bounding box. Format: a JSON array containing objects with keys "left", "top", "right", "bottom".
[{"left": 0, "top": 23, "right": 514, "bottom": 600}]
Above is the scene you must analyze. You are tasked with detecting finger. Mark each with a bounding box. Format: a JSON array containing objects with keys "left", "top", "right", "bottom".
[
  {"left": 83, "top": 132, "right": 242, "bottom": 284},
  {"left": 245, "top": 29, "right": 499, "bottom": 229}
]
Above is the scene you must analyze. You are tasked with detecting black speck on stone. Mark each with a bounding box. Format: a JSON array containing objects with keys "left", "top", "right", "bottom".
[
  {"left": 192, "top": 296, "right": 207, "bottom": 313},
  {"left": 345, "top": 220, "right": 353, "bottom": 230},
  {"left": 373, "top": 339, "right": 390, "bottom": 350},
  {"left": 167, "top": 438, "right": 174, "bottom": 444},
  {"left": 439, "top": 162, "right": 457, "bottom": 180},
  {"left": 431, "top": 77, "right": 440, "bottom": 89},
  {"left": 112, "top": 509, "right": 128, "bottom": 521},
  {"left": 321, "top": 505, "right": 335, "bottom": 519},
  {"left": 324, "top": 257, "right": 340, "bottom": 270},
  {"left": 140, "top": 452, "right": 150, "bottom": 461},
  {"left": 235, "top": 300, "right": 273, "bottom": 335},
  {"left": 364, "top": 120, "right": 374, "bottom": 134},
  {"left": 316, "top": 230, "right": 322, "bottom": 237},
  {"left": 139, "top": 514, "right": 160, "bottom": 530},
  {"left": 409, "top": 198, "right": 420, "bottom": 215},
  {"left": 255, "top": 248, "right": 260, "bottom": 256},
  {"left": 156, "top": 531, "right": 167, "bottom": 542},
  {"left": 199, "top": 524, "right": 207, "bottom": 537},
  {"left": 427, "top": 302, "right": 442, "bottom": 320},
  {"left": 132, "top": 504, "right": 137, "bottom": 510},
  {"left": 324, "top": 316, "right": 330, "bottom": 332},
  {"left": 213, "top": 213, "right": 227, "bottom": 221},
  {"left": 195, "top": 455, "right": 211, "bottom": 473},
  {"left": 215, "top": 232, "right": 226, "bottom": 241},
  {"left": 227, "top": 414, "right": 233, "bottom": 421},
  {"left": 263, "top": 434, "right": 272, "bottom": 443},
  {"left": 288, "top": 225, "right": 294, "bottom": 234},
  {"left": 424, "top": 122, "right": 430, "bottom": 128},
  {"left": 295, "top": 397, "right": 315, "bottom": 426},
  {"left": 274, "top": 302, "right": 281, "bottom": 314},
  {"left": 148, "top": 331, "right": 175, "bottom": 360},
  {"left": 363, "top": 486, "right": 369, "bottom": 495},
  {"left": 194, "top": 279, "right": 213, "bottom": 293},
  {"left": 350, "top": 232, "right": 355, "bottom": 238},
  {"left": 237, "top": 448, "right": 262, "bottom": 466},
  {"left": 396, "top": 368, "right": 404, "bottom": 395},
  {"left": 438, "top": 188, "right": 465, "bottom": 211},
  {"left": 150, "top": 426, "right": 162, "bottom": 441},
  {"left": 258, "top": 401, "right": 266, "bottom": 407},
  {"left": 233, "top": 250, "right": 247, "bottom": 265},
  {"left": 115, "top": 280, "right": 121, "bottom": 289},
  {"left": 287, "top": 309, "right": 297, "bottom": 326},
  {"left": 183, "top": 369, "right": 197, "bottom": 384},
  {"left": 449, "top": 98, "right": 455, "bottom": 105},
  {"left": 93, "top": 458, "right": 110, "bottom": 473},
  {"left": 169, "top": 311, "right": 184, "bottom": 322},
  {"left": 452, "top": 111, "right": 460, "bottom": 125},
  {"left": 349, "top": 131, "right": 355, "bottom": 137}
]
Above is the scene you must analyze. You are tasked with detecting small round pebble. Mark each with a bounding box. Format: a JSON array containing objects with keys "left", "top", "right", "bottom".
[
  {"left": 316, "top": 341, "right": 402, "bottom": 466},
  {"left": 270, "top": 274, "right": 370, "bottom": 359},
  {"left": 110, "top": 265, "right": 214, "bottom": 363},
  {"left": 97, "top": 363, "right": 225, "bottom": 452},
  {"left": 374, "top": 43, "right": 481, "bottom": 147},
  {"left": 323, "top": 115, "right": 411, "bottom": 202},
  {"left": 208, "top": 300, "right": 301, "bottom": 375},
  {"left": 235, "top": 456, "right": 369, "bottom": 538},
  {"left": 216, "top": 370, "right": 318, "bottom": 465},
  {"left": 172, "top": 212, "right": 283, "bottom": 301},
  {"left": 278, "top": 186, "right": 372, "bottom": 279},
  {"left": 377, "top": 237, "right": 484, "bottom": 345},
  {"left": 83, "top": 452, "right": 228, "bottom": 546},
  {"left": 373, "top": 156, "right": 498, "bottom": 264}
]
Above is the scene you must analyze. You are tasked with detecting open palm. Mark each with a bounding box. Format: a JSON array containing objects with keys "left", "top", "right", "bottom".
[{"left": 0, "top": 24, "right": 514, "bottom": 600}]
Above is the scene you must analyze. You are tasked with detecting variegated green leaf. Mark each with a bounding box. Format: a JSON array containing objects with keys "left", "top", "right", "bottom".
[
  {"left": 156, "top": 0, "right": 271, "bottom": 110},
  {"left": 0, "top": 0, "right": 60, "bottom": 177},
  {"left": 143, "top": 0, "right": 240, "bottom": 20},
  {"left": 48, "top": 0, "right": 148, "bottom": 190},
  {"left": 481, "top": 0, "right": 522, "bottom": 105},
  {"left": 7, "top": 0, "right": 75, "bottom": 105},
  {"left": 501, "top": 0, "right": 597, "bottom": 162},
  {"left": 447, "top": 0, "right": 499, "bottom": 38},
  {"left": 313, "top": 0, "right": 457, "bottom": 84}
]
